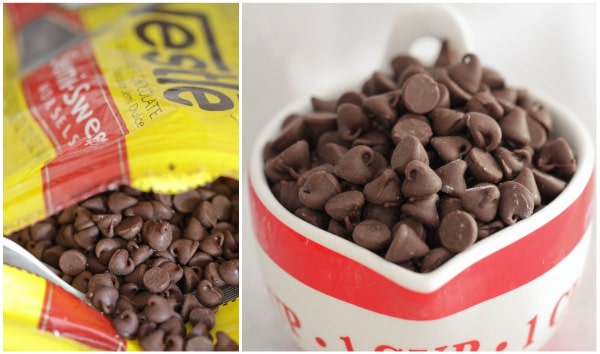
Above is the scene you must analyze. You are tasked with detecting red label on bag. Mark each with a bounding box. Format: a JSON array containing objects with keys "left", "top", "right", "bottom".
[
  {"left": 250, "top": 172, "right": 594, "bottom": 320},
  {"left": 39, "top": 282, "right": 126, "bottom": 351},
  {"left": 21, "top": 40, "right": 130, "bottom": 214}
]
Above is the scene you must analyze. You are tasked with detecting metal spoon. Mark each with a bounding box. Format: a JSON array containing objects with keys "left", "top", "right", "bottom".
[{"left": 3, "top": 237, "right": 88, "bottom": 302}]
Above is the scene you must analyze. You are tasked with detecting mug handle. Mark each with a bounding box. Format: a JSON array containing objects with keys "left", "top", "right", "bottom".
[{"left": 381, "top": 4, "right": 472, "bottom": 69}]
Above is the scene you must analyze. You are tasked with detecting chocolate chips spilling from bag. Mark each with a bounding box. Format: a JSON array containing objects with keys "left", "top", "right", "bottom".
[
  {"left": 7, "top": 177, "right": 239, "bottom": 351},
  {"left": 263, "top": 40, "right": 576, "bottom": 273}
]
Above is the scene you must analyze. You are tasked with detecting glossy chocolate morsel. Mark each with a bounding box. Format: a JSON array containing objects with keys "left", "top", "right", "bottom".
[
  {"left": 420, "top": 247, "right": 454, "bottom": 273},
  {"left": 196, "top": 279, "right": 224, "bottom": 307},
  {"left": 264, "top": 140, "right": 311, "bottom": 183},
  {"left": 499, "top": 107, "right": 531, "bottom": 147},
  {"left": 385, "top": 224, "right": 429, "bottom": 264},
  {"left": 58, "top": 249, "right": 87, "bottom": 276},
  {"left": 435, "top": 159, "right": 468, "bottom": 197},
  {"left": 537, "top": 138, "right": 577, "bottom": 176},
  {"left": 142, "top": 220, "right": 173, "bottom": 252},
  {"left": 107, "top": 192, "right": 139, "bottom": 214},
  {"left": 215, "top": 331, "right": 240, "bottom": 351},
  {"left": 514, "top": 168, "right": 542, "bottom": 206},
  {"left": 465, "top": 91, "right": 504, "bottom": 119},
  {"left": 465, "top": 147, "right": 503, "bottom": 183},
  {"left": 460, "top": 184, "right": 501, "bottom": 223},
  {"left": 447, "top": 54, "right": 482, "bottom": 94},
  {"left": 439, "top": 211, "right": 478, "bottom": 253},
  {"left": 143, "top": 267, "right": 171, "bottom": 293},
  {"left": 391, "top": 55, "right": 422, "bottom": 80},
  {"left": 90, "top": 286, "right": 119, "bottom": 315},
  {"left": 401, "top": 73, "right": 440, "bottom": 114},
  {"left": 465, "top": 112, "right": 502, "bottom": 152},
  {"left": 337, "top": 103, "right": 370, "bottom": 142},
  {"left": 139, "top": 329, "right": 166, "bottom": 351},
  {"left": 434, "top": 39, "right": 460, "bottom": 67},
  {"left": 324, "top": 190, "right": 365, "bottom": 221},
  {"left": 362, "top": 90, "right": 401, "bottom": 126},
  {"left": 494, "top": 147, "right": 532, "bottom": 180},
  {"left": 401, "top": 193, "right": 440, "bottom": 229},
  {"left": 428, "top": 107, "right": 466, "bottom": 136},
  {"left": 112, "top": 310, "right": 139, "bottom": 339},
  {"left": 363, "top": 169, "right": 403, "bottom": 207},
  {"left": 498, "top": 181, "right": 535, "bottom": 225},
  {"left": 144, "top": 295, "right": 175, "bottom": 323},
  {"left": 92, "top": 214, "right": 122, "bottom": 238},
  {"left": 352, "top": 219, "right": 392, "bottom": 252},
  {"left": 108, "top": 249, "right": 136, "bottom": 276},
  {"left": 219, "top": 259, "right": 239, "bottom": 286},
  {"left": 430, "top": 136, "right": 471, "bottom": 163},
  {"left": 299, "top": 170, "right": 342, "bottom": 210},
  {"left": 402, "top": 160, "right": 442, "bottom": 199},
  {"left": 311, "top": 96, "right": 337, "bottom": 112},
  {"left": 390, "top": 135, "right": 429, "bottom": 175},
  {"left": 185, "top": 335, "right": 214, "bottom": 351},
  {"left": 391, "top": 114, "right": 433, "bottom": 146},
  {"left": 333, "top": 145, "right": 377, "bottom": 185}
]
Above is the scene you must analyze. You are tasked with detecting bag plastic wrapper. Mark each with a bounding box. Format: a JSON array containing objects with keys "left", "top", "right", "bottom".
[{"left": 3, "top": 3, "right": 239, "bottom": 350}]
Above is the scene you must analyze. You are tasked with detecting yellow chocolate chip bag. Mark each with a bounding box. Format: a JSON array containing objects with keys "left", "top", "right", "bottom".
[
  {"left": 3, "top": 3, "right": 239, "bottom": 351},
  {"left": 4, "top": 3, "right": 239, "bottom": 235}
]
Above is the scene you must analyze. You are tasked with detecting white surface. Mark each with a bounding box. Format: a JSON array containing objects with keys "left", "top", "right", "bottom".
[{"left": 241, "top": 4, "right": 596, "bottom": 351}]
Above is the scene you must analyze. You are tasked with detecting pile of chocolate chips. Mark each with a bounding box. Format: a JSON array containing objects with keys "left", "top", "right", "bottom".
[
  {"left": 263, "top": 40, "right": 576, "bottom": 273},
  {"left": 7, "top": 177, "right": 239, "bottom": 351}
]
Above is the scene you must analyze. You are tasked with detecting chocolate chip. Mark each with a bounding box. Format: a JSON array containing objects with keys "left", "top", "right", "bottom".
[
  {"left": 435, "top": 159, "right": 467, "bottom": 197},
  {"left": 402, "top": 160, "right": 442, "bottom": 199},
  {"left": 460, "top": 184, "right": 501, "bottom": 223},
  {"left": 401, "top": 73, "right": 440, "bottom": 114},
  {"left": 324, "top": 190, "right": 364, "bottom": 221},
  {"left": 465, "top": 112, "right": 502, "bottom": 152},
  {"left": 144, "top": 295, "right": 175, "bottom": 323},
  {"left": 430, "top": 136, "right": 471, "bottom": 163},
  {"left": 390, "top": 135, "right": 429, "bottom": 175},
  {"left": 219, "top": 259, "right": 239, "bottom": 286},
  {"left": 58, "top": 249, "right": 87, "bottom": 276},
  {"left": 108, "top": 191, "right": 138, "bottom": 214},
  {"left": 139, "top": 329, "right": 166, "bottom": 351},
  {"left": 143, "top": 220, "right": 173, "bottom": 251},
  {"left": 185, "top": 335, "right": 214, "bottom": 351},
  {"left": 143, "top": 267, "right": 171, "bottom": 293},
  {"left": 299, "top": 170, "right": 342, "bottom": 209},
  {"left": 448, "top": 54, "right": 482, "bottom": 94},
  {"left": 537, "top": 137, "right": 577, "bottom": 176},
  {"left": 439, "top": 211, "right": 478, "bottom": 253},
  {"left": 352, "top": 219, "right": 391, "bottom": 252},
  {"left": 391, "top": 114, "right": 433, "bottom": 146},
  {"left": 196, "top": 279, "right": 223, "bottom": 307},
  {"left": 112, "top": 310, "right": 139, "bottom": 339},
  {"left": 421, "top": 247, "right": 454, "bottom": 273},
  {"left": 466, "top": 147, "right": 503, "bottom": 183},
  {"left": 108, "top": 249, "right": 135, "bottom": 276},
  {"left": 90, "top": 286, "right": 119, "bottom": 315},
  {"left": 384, "top": 224, "right": 429, "bottom": 263},
  {"left": 333, "top": 145, "right": 377, "bottom": 185},
  {"left": 363, "top": 169, "right": 403, "bottom": 207},
  {"left": 498, "top": 181, "right": 535, "bottom": 225}
]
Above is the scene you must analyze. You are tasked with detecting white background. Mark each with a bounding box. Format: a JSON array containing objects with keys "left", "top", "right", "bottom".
[{"left": 241, "top": 3, "right": 596, "bottom": 351}]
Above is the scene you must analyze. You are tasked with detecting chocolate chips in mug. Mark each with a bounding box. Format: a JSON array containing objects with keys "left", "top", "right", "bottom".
[
  {"left": 6, "top": 177, "right": 239, "bottom": 351},
  {"left": 263, "top": 39, "right": 576, "bottom": 273}
]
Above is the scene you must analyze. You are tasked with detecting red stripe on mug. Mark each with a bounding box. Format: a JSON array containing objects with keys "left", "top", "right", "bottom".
[{"left": 250, "top": 173, "right": 594, "bottom": 320}]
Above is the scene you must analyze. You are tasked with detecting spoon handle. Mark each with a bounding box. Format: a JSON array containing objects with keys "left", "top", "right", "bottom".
[{"left": 3, "top": 237, "right": 87, "bottom": 302}]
